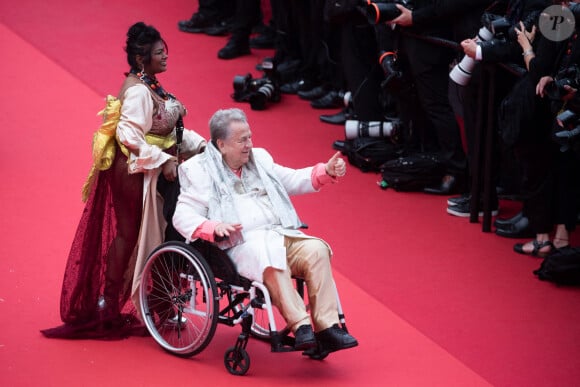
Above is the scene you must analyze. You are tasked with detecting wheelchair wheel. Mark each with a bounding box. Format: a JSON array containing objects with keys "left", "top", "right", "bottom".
[
  {"left": 224, "top": 346, "right": 250, "bottom": 375},
  {"left": 139, "top": 242, "right": 219, "bottom": 357},
  {"left": 249, "top": 302, "right": 288, "bottom": 341}
]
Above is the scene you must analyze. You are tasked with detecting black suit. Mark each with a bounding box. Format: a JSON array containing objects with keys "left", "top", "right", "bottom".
[{"left": 396, "top": 0, "right": 467, "bottom": 177}]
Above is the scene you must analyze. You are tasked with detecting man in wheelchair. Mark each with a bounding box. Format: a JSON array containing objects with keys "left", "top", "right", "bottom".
[{"left": 173, "top": 108, "right": 358, "bottom": 354}]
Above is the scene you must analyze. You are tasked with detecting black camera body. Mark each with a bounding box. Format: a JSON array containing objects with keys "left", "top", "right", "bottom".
[
  {"left": 364, "top": 0, "right": 413, "bottom": 24},
  {"left": 545, "top": 65, "right": 580, "bottom": 101},
  {"left": 232, "top": 60, "right": 281, "bottom": 111},
  {"left": 481, "top": 13, "right": 511, "bottom": 41}
]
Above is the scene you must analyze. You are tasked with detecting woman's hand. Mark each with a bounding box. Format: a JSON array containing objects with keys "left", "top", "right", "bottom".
[
  {"left": 161, "top": 157, "right": 178, "bottom": 181},
  {"left": 536, "top": 76, "right": 554, "bottom": 98},
  {"left": 515, "top": 21, "right": 536, "bottom": 51},
  {"left": 325, "top": 151, "right": 346, "bottom": 177}
]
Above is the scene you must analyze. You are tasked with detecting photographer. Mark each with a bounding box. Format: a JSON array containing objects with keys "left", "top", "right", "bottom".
[
  {"left": 432, "top": 1, "right": 495, "bottom": 216},
  {"left": 509, "top": 4, "right": 580, "bottom": 257},
  {"left": 445, "top": 0, "right": 550, "bottom": 223},
  {"left": 387, "top": 0, "right": 468, "bottom": 195}
]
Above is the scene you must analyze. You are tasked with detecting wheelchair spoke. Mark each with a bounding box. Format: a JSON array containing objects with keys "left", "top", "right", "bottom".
[{"left": 140, "top": 242, "right": 219, "bottom": 357}]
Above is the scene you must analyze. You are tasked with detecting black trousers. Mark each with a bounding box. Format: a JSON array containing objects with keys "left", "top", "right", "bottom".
[
  {"left": 197, "top": 0, "right": 235, "bottom": 20},
  {"left": 270, "top": 0, "right": 335, "bottom": 84},
  {"left": 398, "top": 34, "right": 467, "bottom": 176},
  {"left": 339, "top": 17, "right": 384, "bottom": 121},
  {"left": 229, "top": 0, "right": 261, "bottom": 42}
]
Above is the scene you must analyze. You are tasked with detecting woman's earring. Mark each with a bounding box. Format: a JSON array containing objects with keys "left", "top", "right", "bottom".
[{"left": 139, "top": 66, "right": 146, "bottom": 81}]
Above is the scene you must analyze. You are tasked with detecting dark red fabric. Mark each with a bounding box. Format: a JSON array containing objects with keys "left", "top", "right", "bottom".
[{"left": 41, "top": 150, "right": 145, "bottom": 340}]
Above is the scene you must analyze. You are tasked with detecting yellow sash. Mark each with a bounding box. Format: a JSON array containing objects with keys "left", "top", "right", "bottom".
[{"left": 81, "top": 95, "right": 176, "bottom": 201}]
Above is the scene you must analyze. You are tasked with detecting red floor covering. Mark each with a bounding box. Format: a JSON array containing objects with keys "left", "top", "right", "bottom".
[{"left": 1, "top": 1, "right": 580, "bottom": 386}]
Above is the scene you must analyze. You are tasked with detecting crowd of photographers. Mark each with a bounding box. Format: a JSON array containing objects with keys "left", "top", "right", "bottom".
[{"left": 178, "top": 0, "right": 580, "bottom": 257}]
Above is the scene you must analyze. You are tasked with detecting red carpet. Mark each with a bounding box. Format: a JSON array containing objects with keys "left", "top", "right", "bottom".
[{"left": 2, "top": 1, "right": 580, "bottom": 386}]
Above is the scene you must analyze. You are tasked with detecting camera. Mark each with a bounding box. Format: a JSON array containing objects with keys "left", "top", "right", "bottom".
[
  {"left": 545, "top": 65, "right": 580, "bottom": 101},
  {"left": 378, "top": 50, "right": 404, "bottom": 90},
  {"left": 481, "top": 12, "right": 511, "bottom": 41},
  {"left": 364, "top": 0, "right": 413, "bottom": 24},
  {"left": 449, "top": 13, "right": 509, "bottom": 86},
  {"left": 232, "top": 60, "right": 281, "bottom": 110},
  {"left": 345, "top": 118, "right": 402, "bottom": 142}
]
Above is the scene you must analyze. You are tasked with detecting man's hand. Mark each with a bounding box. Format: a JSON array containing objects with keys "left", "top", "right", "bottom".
[
  {"left": 325, "top": 151, "right": 346, "bottom": 177},
  {"left": 389, "top": 4, "right": 413, "bottom": 27},
  {"left": 214, "top": 222, "right": 243, "bottom": 239},
  {"left": 461, "top": 39, "right": 478, "bottom": 59}
]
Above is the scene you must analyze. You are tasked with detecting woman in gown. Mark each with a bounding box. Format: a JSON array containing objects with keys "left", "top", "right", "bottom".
[{"left": 41, "top": 22, "right": 206, "bottom": 339}]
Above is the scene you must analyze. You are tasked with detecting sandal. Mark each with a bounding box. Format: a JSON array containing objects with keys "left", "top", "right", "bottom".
[{"left": 513, "top": 240, "right": 554, "bottom": 257}]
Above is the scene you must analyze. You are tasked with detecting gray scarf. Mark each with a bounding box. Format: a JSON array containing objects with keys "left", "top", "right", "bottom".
[{"left": 203, "top": 143, "right": 302, "bottom": 245}]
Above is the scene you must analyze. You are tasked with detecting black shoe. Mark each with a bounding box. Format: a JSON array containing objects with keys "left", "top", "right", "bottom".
[
  {"left": 178, "top": 13, "right": 216, "bottom": 33},
  {"left": 494, "top": 211, "right": 524, "bottom": 229},
  {"left": 310, "top": 90, "right": 344, "bottom": 109},
  {"left": 280, "top": 79, "right": 313, "bottom": 95},
  {"left": 276, "top": 58, "right": 301, "bottom": 74},
  {"left": 294, "top": 325, "right": 316, "bottom": 350},
  {"left": 217, "top": 39, "right": 250, "bottom": 60},
  {"left": 495, "top": 215, "right": 535, "bottom": 238},
  {"left": 316, "top": 325, "right": 358, "bottom": 353},
  {"left": 204, "top": 19, "right": 232, "bottom": 36},
  {"left": 424, "top": 175, "right": 463, "bottom": 195},
  {"left": 447, "top": 193, "right": 470, "bottom": 207},
  {"left": 250, "top": 32, "right": 276, "bottom": 49},
  {"left": 320, "top": 109, "right": 348, "bottom": 125},
  {"left": 298, "top": 85, "right": 329, "bottom": 101},
  {"left": 446, "top": 198, "right": 499, "bottom": 217}
]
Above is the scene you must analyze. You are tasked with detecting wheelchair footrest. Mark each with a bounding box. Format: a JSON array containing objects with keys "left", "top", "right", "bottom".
[{"left": 269, "top": 332, "right": 297, "bottom": 353}]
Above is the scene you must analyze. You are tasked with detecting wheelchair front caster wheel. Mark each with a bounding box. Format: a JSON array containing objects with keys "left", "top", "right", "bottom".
[{"left": 224, "top": 346, "right": 250, "bottom": 375}]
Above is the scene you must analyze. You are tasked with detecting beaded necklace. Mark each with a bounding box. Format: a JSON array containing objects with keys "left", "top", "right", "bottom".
[{"left": 129, "top": 69, "right": 171, "bottom": 100}]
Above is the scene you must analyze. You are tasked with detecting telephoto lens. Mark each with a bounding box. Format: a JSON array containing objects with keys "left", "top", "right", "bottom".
[
  {"left": 366, "top": 2, "right": 401, "bottom": 24},
  {"left": 344, "top": 119, "right": 401, "bottom": 140},
  {"left": 557, "top": 110, "right": 578, "bottom": 129},
  {"left": 554, "top": 109, "right": 580, "bottom": 151},
  {"left": 449, "top": 26, "right": 494, "bottom": 86}
]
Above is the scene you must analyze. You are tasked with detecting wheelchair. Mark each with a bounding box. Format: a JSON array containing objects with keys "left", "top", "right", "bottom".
[{"left": 138, "top": 239, "right": 350, "bottom": 375}]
